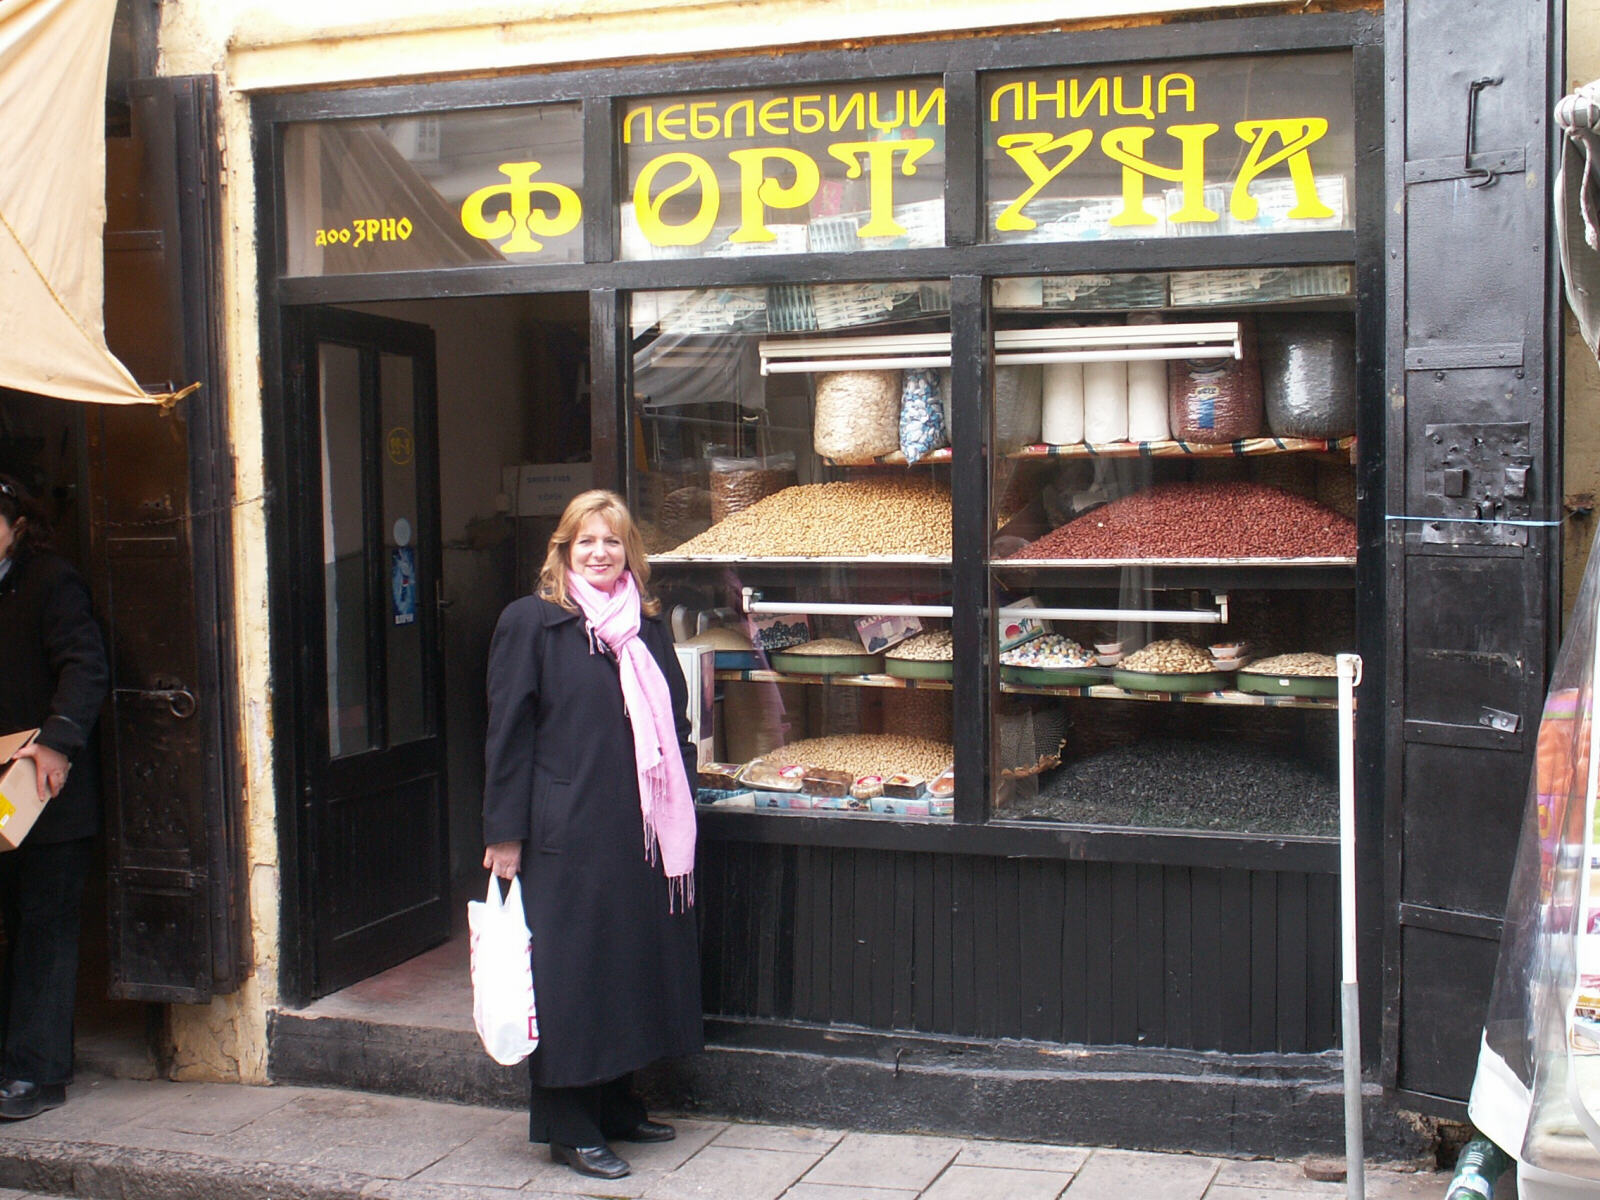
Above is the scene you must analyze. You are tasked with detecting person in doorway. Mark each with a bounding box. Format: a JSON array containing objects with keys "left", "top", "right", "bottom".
[
  {"left": 0, "top": 474, "right": 109, "bottom": 1120},
  {"left": 482, "top": 489, "right": 701, "bottom": 1181}
]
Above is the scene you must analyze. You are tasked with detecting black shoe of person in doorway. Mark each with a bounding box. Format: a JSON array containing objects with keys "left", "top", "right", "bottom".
[
  {"left": 614, "top": 1119, "right": 676, "bottom": 1143},
  {"left": 550, "top": 1142, "right": 631, "bottom": 1179},
  {"left": 0, "top": 1080, "right": 65, "bottom": 1120}
]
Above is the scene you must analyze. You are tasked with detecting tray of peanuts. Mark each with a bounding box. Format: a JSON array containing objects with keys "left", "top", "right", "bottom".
[
  {"left": 884, "top": 629, "right": 954, "bottom": 680},
  {"left": 769, "top": 637, "right": 884, "bottom": 676},
  {"left": 1235, "top": 652, "right": 1339, "bottom": 698},
  {"left": 1111, "top": 639, "right": 1231, "bottom": 693}
]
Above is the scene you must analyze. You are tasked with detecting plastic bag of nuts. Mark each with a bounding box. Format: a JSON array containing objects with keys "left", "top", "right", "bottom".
[
  {"left": 709, "top": 453, "right": 797, "bottom": 523},
  {"left": 814, "top": 370, "right": 903, "bottom": 463}
]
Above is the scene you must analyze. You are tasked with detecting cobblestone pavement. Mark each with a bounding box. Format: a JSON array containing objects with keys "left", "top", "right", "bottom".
[{"left": 0, "top": 1074, "right": 1452, "bottom": 1199}]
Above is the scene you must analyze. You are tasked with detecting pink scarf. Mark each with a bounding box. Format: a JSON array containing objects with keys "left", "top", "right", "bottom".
[{"left": 567, "top": 569, "right": 696, "bottom": 910}]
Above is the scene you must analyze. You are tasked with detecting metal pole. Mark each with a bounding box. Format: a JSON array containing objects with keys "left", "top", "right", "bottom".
[{"left": 1336, "top": 652, "right": 1365, "bottom": 1200}]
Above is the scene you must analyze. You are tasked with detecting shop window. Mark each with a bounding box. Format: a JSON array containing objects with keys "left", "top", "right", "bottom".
[
  {"left": 619, "top": 79, "right": 945, "bottom": 262},
  {"left": 632, "top": 282, "right": 956, "bottom": 818},
  {"left": 983, "top": 51, "right": 1355, "bottom": 246},
  {"left": 282, "top": 103, "right": 584, "bottom": 275},
  {"left": 987, "top": 268, "right": 1358, "bottom": 836}
]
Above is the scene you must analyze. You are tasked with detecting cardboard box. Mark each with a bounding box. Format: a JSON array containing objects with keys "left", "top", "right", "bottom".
[
  {"left": 0, "top": 730, "right": 45, "bottom": 851},
  {"left": 673, "top": 644, "right": 716, "bottom": 768}
]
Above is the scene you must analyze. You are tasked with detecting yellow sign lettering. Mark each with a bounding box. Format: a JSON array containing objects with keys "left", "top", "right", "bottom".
[
  {"left": 1101, "top": 123, "right": 1219, "bottom": 227},
  {"left": 827, "top": 138, "right": 935, "bottom": 237},
  {"left": 633, "top": 152, "right": 720, "bottom": 246},
  {"left": 460, "top": 162, "right": 582, "bottom": 253},
  {"left": 726, "top": 147, "right": 821, "bottom": 243},
  {"left": 1230, "top": 118, "right": 1334, "bottom": 221},
  {"left": 993, "top": 130, "right": 1095, "bottom": 231}
]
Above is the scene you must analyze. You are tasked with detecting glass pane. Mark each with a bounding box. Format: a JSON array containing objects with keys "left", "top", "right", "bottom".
[
  {"left": 284, "top": 103, "right": 584, "bottom": 275},
  {"left": 381, "top": 353, "right": 429, "bottom": 746},
  {"left": 320, "top": 343, "right": 374, "bottom": 758},
  {"left": 986, "top": 272, "right": 1359, "bottom": 835},
  {"left": 633, "top": 282, "right": 956, "bottom": 819},
  {"left": 621, "top": 79, "right": 945, "bottom": 261},
  {"left": 984, "top": 51, "right": 1354, "bottom": 245}
]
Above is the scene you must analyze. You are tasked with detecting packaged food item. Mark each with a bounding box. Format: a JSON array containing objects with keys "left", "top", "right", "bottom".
[
  {"left": 898, "top": 367, "right": 949, "bottom": 463},
  {"left": 740, "top": 762, "right": 805, "bottom": 792},
  {"left": 994, "top": 365, "right": 1043, "bottom": 453},
  {"left": 1082, "top": 360, "right": 1128, "bottom": 443},
  {"left": 851, "top": 775, "right": 885, "bottom": 800},
  {"left": 1168, "top": 316, "right": 1262, "bottom": 443},
  {"left": 709, "top": 453, "right": 798, "bottom": 523},
  {"left": 1126, "top": 359, "right": 1170, "bottom": 442},
  {"left": 883, "top": 774, "right": 927, "bottom": 798},
  {"left": 748, "top": 614, "right": 811, "bottom": 651},
  {"left": 697, "top": 763, "right": 746, "bottom": 790},
  {"left": 814, "top": 370, "right": 903, "bottom": 462},
  {"left": 929, "top": 766, "right": 956, "bottom": 799},
  {"left": 1040, "top": 362, "right": 1084, "bottom": 445},
  {"left": 855, "top": 614, "right": 922, "bottom": 653},
  {"left": 757, "top": 792, "right": 815, "bottom": 810},
  {"left": 800, "top": 768, "right": 853, "bottom": 798},
  {"left": 1258, "top": 313, "right": 1356, "bottom": 439}
]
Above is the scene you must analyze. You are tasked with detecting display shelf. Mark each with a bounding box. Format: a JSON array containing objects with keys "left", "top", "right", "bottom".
[
  {"left": 715, "top": 668, "right": 952, "bottom": 690},
  {"left": 998, "top": 681, "right": 1342, "bottom": 710},
  {"left": 823, "top": 447, "right": 953, "bottom": 467},
  {"left": 650, "top": 554, "right": 953, "bottom": 567},
  {"left": 1006, "top": 435, "right": 1354, "bottom": 460},
  {"left": 991, "top": 556, "right": 1357, "bottom": 569}
]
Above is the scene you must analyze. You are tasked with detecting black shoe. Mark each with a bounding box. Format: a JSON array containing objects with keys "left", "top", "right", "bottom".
[
  {"left": 0, "top": 1080, "right": 65, "bottom": 1120},
  {"left": 550, "top": 1142, "right": 630, "bottom": 1179},
  {"left": 614, "top": 1119, "right": 676, "bottom": 1143}
]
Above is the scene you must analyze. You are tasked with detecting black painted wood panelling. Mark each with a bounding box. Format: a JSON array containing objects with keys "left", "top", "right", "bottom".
[{"left": 698, "top": 843, "right": 1339, "bottom": 1054}]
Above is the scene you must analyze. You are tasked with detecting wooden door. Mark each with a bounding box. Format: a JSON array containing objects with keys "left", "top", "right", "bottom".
[{"left": 285, "top": 307, "right": 449, "bottom": 998}]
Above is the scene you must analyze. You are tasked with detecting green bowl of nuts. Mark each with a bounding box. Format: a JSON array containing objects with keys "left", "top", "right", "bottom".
[
  {"left": 1001, "top": 664, "right": 1105, "bottom": 687},
  {"left": 1236, "top": 652, "right": 1339, "bottom": 697},
  {"left": 1112, "top": 669, "right": 1231, "bottom": 694},
  {"left": 885, "top": 658, "right": 954, "bottom": 681}
]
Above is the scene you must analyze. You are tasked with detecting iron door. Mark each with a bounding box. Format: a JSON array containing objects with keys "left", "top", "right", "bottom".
[{"left": 287, "top": 307, "right": 449, "bottom": 998}]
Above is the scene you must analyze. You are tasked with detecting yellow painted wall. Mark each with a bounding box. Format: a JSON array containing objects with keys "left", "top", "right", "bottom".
[
  {"left": 147, "top": 0, "right": 1362, "bottom": 1083},
  {"left": 1566, "top": 0, "right": 1600, "bottom": 620}
]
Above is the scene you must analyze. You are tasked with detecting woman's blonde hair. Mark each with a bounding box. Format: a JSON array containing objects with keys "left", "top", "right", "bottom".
[{"left": 537, "top": 489, "right": 660, "bottom": 616}]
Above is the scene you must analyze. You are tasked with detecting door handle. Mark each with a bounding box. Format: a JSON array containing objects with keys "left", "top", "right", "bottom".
[
  {"left": 1464, "top": 76, "right": 1503, "bottom": 188},
  {"left": 114, "top": 687, "right": 197, "bottom": 719}
]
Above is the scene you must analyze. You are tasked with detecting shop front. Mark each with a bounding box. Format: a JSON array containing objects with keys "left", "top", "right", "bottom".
[{"left": 238, "top": 2, "right": 1561, "bottom": 1155}]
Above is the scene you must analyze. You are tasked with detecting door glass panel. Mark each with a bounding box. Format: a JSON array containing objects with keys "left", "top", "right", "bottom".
[
  {"left": 381, "top": 352, "right": 429, "bottom": 745},
  {"left": 319, "top": 343, "right": 374, "bottom": 758}
]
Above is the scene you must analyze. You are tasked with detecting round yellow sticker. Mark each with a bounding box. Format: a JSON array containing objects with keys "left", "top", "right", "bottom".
[{"left": 387, "top": 427, "right": 414, "bottom": 466}]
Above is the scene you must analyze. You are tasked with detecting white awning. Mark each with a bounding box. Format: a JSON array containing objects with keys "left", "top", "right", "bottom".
[{"left": 0, "top": 0, "right": 188, "bottom": 405}]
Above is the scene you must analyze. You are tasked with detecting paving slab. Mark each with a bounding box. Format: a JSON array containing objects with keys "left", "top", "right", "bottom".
[
  {"left": 641, "top": 1145, "right": 818, "bottom": 1200},
  {"left": 1212, "top": 1160, "right": 1344, "bottom": 1193},
  {"left": 714, "top": 1124, "right": 845, "bottom": 1154},
  {"left": 1065, "top": 1148, "right": 1222, "bottom": 1200},
  {"left": 1205, "top": 1187, "right": 1318, "bottom": 1200},
  {"left": 921, "top": 1163, "right": 1073, "bottom": 1199},
  {"left": 782, "top": 1185, "right": 918, "bottom": 1199},
  {"left": 952, "top": 1141, "right": 1089, "bottom": 1174},
  {"left": 802, "top": 1132, "right": 964, "bottom": 1191}
]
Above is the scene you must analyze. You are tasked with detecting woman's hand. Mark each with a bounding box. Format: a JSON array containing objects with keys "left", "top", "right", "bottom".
[
  {"left": 15, "top": 743, "right": 69, "bottom": 800},
  {"left": 483, "top": 841, "right": 523, "bottom": 880}
]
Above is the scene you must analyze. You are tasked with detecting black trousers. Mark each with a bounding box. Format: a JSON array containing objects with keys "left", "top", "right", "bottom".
[
  {"left": 0, "top": 836, "right": 93, "bottom": 1086},
  {"left": 528, "top": 1070, "right": 646, "bottom": 1147}
]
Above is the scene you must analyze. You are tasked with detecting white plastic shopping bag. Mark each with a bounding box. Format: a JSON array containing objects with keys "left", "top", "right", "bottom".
[{"left": 468, "top": 875, "right": 539, "bottom": 1065}]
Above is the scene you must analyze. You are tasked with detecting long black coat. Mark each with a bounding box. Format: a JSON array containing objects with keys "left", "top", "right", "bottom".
[
  {"left": 483, "top": 595, "right": 703, "bottom": 1088},
  {"left": 0, "top": 551, "right": 108, "bottom": 844}
]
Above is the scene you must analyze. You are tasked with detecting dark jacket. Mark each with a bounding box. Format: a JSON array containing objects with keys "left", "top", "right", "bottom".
[
  {"left": 0, "top": 551, "right": 109, "bottom": 843},
  {"left": 483, "top": 594, "right": 702, "bottom": 1088}
]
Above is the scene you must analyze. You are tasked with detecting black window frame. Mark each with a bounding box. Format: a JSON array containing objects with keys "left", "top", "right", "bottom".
[{"left": 257, "top": 8, "right": 1384, "bottom": 882}]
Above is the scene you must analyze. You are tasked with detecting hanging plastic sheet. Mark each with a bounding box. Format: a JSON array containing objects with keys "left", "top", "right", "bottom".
[
  {"left": 1471, "top": 520, "right": 1600, "bottom": 1195},
  {"left": 1556, "top": 80, "right": 1600, "bottom": 360}
]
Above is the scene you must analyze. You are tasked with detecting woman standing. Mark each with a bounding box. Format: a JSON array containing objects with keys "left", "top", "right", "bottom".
[
  {"left": 482, "top": 490, "right": 702, "bottom": 1181},
  {"left": 0, "top": 475, "right": 108, "bottom": 1120}
]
